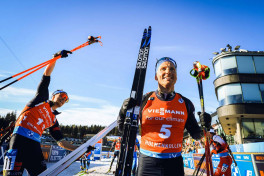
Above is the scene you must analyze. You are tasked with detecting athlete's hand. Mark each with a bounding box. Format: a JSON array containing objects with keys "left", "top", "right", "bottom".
[
  {"left": 198, "top": 112, "right": 211, "bottom": 130},
  {"left": 117, "top": 98, "right": 137, "bottom": 132},
  {"left": 53, "top": 50, "right": 72, "bottom": 58},
  {"left": 123, "top": 98, "right": 137, "bottom": 111},
  {"left": 119, "top": 98, "right": 137, "bottom": 119},
  {"left": 88, "top": 36, "right": 98, "bottom": 44},
  {"left": 86, "top": 145, "right": 96, "bottom": 153}
]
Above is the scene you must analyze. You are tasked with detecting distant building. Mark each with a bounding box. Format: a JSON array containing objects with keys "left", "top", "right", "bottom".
[{"left": 212, "top": 46, "right": 264, "bottom": 144}]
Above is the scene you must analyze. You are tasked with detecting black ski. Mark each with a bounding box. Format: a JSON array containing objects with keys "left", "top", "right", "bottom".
[{"left": 115, "top": 26, "right": 151, "bottom": 176}]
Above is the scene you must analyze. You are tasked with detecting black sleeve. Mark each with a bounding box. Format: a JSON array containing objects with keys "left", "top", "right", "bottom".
[
  {"left": 139, "top": 92, "right": 153, "bottom": 119},
  {"left": 182, "top": 96, "right": 203, "bottom": 140},
  {"left": 117, "top": 93, "right": 151, "bottom": 133},
  {"left": 117, "top": 99, "right": 128, "bottom": 133},
  {"left": 49, "top": 120, "right": 64, "bottom": 141},
  {"left": 27, "top": 75, "right": 50, "bottom": 107}
]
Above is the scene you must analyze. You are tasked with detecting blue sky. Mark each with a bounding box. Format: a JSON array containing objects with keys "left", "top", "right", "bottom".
[{"left": 0, "top": 0, "right": 264, "bottom": 126}]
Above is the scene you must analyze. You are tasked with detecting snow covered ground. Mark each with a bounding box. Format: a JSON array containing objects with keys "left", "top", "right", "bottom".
[
  {"left": 56, "top": 158, "right": 116, "bottom": 176},
  {"left": 51, "top": 158, "right": 194, "bottom": 176},
  {"left": 1, "top": 157, "right": 194, "bottom": 175}
]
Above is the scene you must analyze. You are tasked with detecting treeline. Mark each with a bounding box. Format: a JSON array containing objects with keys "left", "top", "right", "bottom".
[
  {"left": 60, "top": 124, "right": 104, "bottom": 138},
  {"left": 0, "top": 111, "right": 120, "bottom": 138},
  {"left": 0, "top": 111, "right": 17, "bottom": 130},
  {"left": 60, "top": 125, "right": 120, "bottom": 139}
]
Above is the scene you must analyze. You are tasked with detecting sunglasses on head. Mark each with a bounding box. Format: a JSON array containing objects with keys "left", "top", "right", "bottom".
[
  {"left": 155, "top": 57, "right": 177, "bottom": 71},
  {"left": 52, "top": 90, "right": 69, "bottom": 103}
]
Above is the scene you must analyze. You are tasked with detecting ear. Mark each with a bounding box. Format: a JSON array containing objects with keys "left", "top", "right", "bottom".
[
  {"left": 51, "top": 96, "right": 55, "bottom": 101},
  {"left": 155, "top": 74, "right": 158, "bottom": 81}
]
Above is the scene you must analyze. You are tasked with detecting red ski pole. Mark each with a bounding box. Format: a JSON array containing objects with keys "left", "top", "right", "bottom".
[
  {"left": 190, "top": 61, "right": 213, "bottom": 176},
  {"left": 0, "top": 57, "right": 58, "bottom": 84},
  {"left": 0, "top": 36, "right": 102, "bottom": 90}
]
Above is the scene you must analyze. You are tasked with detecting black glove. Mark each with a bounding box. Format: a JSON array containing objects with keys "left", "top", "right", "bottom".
[
  {"left": 204, "top": 67, "right": 210, "bottom": 79},
  {"left": 117, "top": 98, "right": 137, "bottom": 132},
  {"left": 53, "top": 50, "right": 72, "bottom": 58},
  {"left": 88, "top": 36, "right": 98, "bottom": 44},
  {"left": 86, "top": 145, "right": 96, "bottom": 153},
  {"left": 122, "top": 98, "right": 137, "bottom": 112},
  {"left": 198, "top": 112, "right": 211, "bottom": 130}
]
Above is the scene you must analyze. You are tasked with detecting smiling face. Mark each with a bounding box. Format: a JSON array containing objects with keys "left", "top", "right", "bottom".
[
  {"left": 52, "top": 93, "right": 68, "bottom": 108},
  {"left": 155, "top": 61, "right": 177, "bottom": 93}
]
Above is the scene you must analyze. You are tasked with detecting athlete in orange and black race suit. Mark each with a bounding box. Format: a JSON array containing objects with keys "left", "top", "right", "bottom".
[
  {"left": 117, "top": 57, "right": 212, "bottom": 176},
  {"left": 3, "top": 50, "right": 80, "bottom": 176},
  {"left": 208, "top": 129, "right": 232, "bottom": 176},
  {"left": 108, "top": 137, "right": 121, "bottom": 172}
]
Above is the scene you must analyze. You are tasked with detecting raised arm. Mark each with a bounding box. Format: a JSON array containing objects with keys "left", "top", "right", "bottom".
[
  {"left": 44, "top": 50, "right": 72, "bottom": 76},
  {"left": 44, "top": 60, "right": 57, "bottom": 76}
]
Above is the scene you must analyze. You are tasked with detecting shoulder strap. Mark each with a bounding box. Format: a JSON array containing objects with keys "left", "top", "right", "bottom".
[
  {"left": 139, "top": 91, "right": 154, "bottom": 118},
  {"left": 176, "top": 93, "right": 191, "bottom": 115},
  {"left": 140, "top": 91, "right": 154, "bottom": 111}
]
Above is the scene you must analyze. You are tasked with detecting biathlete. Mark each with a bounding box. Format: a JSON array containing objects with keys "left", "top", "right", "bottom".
[
  {"left": 3, "top": 50, "right": 91, "bottom": 176},
  {"left": 131, "top": 138, "right": 140, "bottom": 176},
  {"left": 80, "top": 150, "right": 93, "bottom": 173},
  {"left": 209, "top": 129, "right": 232, "bottom": 176},
  {"left": 118, "top": 57, "right": 212, "bottom": 176},
  {"left": 107, "top": 137, "right": 121, "bottom": 173}
]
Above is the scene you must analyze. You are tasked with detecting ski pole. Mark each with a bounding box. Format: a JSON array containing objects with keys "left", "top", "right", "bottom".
[
  {"left": 190, "top": 61, "right": 213, "bottom": 176},
  {"left": 0, "top": 36, "right": 102, "bottom": 84},
  {"left": 0, "top": 36, "right": 102, "bottom": 91},
  {"left": 0, "top": 57, "right": 59, "bottom": 90},
  {"left": 193, "top": 153, "right": 205, "bottom": 176},
  {"left": 216, "top": 120, "right": 238, "bottom": 167},
  {"left": 227, "top": 147, "right": 241, "bottom": 176},
  {"left": 0, "top": 57, "right": 57, "bottom": 84}
]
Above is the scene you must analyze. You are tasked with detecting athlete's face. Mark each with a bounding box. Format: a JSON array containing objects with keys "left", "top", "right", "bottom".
[
  {"left": 52, "top": 93, "right": 67, "bottom": 108},
  {"left": 155, "top": 61, "right": 177, "bottom": 90}
]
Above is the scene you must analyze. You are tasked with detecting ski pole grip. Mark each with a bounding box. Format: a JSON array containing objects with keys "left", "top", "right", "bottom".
[{"left": 190, "top": 69, "right": 198, "bottom": 78}]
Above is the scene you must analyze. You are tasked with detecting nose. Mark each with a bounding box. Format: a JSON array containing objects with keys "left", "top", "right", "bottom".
[
  {"left": 62, "top": 97, "right": 67, "bottom": 102},
  {"left": 59, "top": 96, "right": 66, "bottom": 103},
  {"left": 165, "top": 67, "right": 170, "bottom": 73}
]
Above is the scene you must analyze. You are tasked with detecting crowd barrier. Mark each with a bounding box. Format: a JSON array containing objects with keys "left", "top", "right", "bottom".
[
  {"left": 183, "top": 153, "right": 264, "bottom": 176},
  {"left": 198, "top": 142, "right": 264, "bottom": 154},
  {"left": 229, "top": 142, "right": 264, "bottom": 153},
  {"left": 48, "top": 145, "right": 69, "bottom": 162}
]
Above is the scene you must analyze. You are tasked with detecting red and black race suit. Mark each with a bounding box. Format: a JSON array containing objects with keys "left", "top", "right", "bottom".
[{"left": 3, "top": 75, "right": 63, "bottom": 176}]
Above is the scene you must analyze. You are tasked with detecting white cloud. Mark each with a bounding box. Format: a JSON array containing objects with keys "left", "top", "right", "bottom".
[
  {"left": 0, "top": 87, "right": 35, "bottom": 96},
  {"left": 57, "top": 105, "right": 120, "bottom": 126},
  {"left": 0, "top": 87, "right": 36, "bottom": 104},
  {"left": 0, "top": 108, "right": 21, "bottom": 116},
  {"left": 0, "top": 86, "right": 121, "bottom": 127},
  {"left": 0, "top": 74, "right": 7, "bottom": 77},
  {"left": 69, "top": 103, "right": 81, "bottom": 107},
  {"left": 0, "top": 87, "right": 110, "bottom": 105}
]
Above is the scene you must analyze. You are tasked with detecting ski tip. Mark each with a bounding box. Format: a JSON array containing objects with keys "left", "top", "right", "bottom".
[
  {"left": 143, "top": 28, "right": 147, "bottom": 33},
  {"left": 147, "top": 26, "right": 152, "bottom": 36}
]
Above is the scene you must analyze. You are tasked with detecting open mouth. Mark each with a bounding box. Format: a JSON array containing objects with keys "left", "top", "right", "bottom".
[{"left": 163, "top": 76, "right": 173, "bottom": 81}]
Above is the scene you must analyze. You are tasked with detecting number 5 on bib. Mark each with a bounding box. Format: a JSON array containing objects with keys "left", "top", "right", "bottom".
[{"left": 159, "top": 124, "right": 172, "bottom": 139}]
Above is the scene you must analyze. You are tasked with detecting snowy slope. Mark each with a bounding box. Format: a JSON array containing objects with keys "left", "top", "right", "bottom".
[
  {"left": 53, "top": 158, "right": 194, "bottom": 176},
  {"left": 1, "top": 157, "right": 193, "bottom": 175},
  {"left": 56, "top": 158, "right": 116, "bottom": 176}
]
